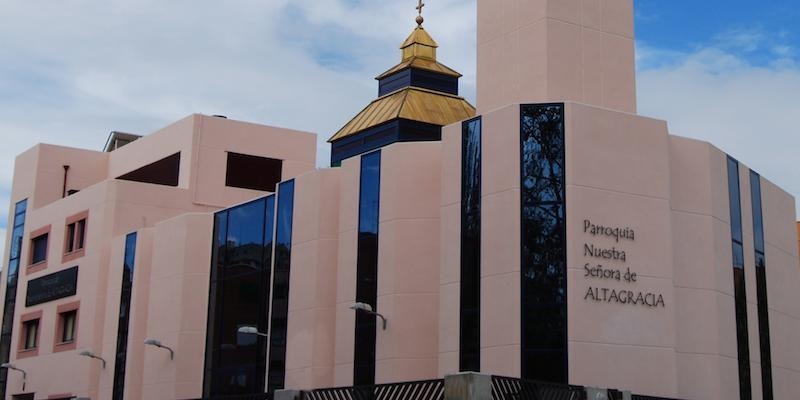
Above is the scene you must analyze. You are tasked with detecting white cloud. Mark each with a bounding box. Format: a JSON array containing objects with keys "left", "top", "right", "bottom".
[
  {"left": 638, "top": 44, "right": 800, "bottom": 215},
  {"left": 0, "top": 0, "right": 797, "bottom": 219}
]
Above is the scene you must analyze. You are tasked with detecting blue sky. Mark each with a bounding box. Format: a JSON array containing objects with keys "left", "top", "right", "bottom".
[{"left": 1, "top": 0, "right": 799, "bottom": 261}]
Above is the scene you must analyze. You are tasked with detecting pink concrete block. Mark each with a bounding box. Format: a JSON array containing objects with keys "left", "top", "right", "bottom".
[
  {"left": 440, "top": 203, "right": 461, "bottom": 286},
  {"left": 482, "top": 104, "right": 521, "bottom": 195},
  {"left": 481, "top": 272, "right": 521, "bottom": 347},
  {"left": 481, "top": 189, "right": 521, "bottom": 277},
  {"left": 481, "top": 345, "right": 520, "bottom": 376},
  {"left": 569, "top": 341, "right": 677, "bottom": 397},
  {"left": 600, "top": 0, "right": 634, "bottom": 38},
  {"left": 441, "top": 121, "right": 462, "bottom": 208}
]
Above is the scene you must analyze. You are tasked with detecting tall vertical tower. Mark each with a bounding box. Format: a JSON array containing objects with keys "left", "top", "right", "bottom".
[{"left": 476, "top": 0, "right": 636, "bottom": 114}]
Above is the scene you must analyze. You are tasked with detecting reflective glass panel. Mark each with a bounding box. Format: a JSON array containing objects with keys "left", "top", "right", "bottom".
[{"left": 520, "top": 104, "right": 567, "bottom": 383}]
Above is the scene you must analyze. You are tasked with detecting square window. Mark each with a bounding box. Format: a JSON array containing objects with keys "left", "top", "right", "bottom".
[
  {"left": 66, "top": 219, "right": 86, "bottom": 253},
  {"left": 23, "top": 319, "right": 38, "bottom": 350},
  {"left": 60, "top": 310, "right": 77, "bottom": 342},
  {"left": 31, "top": 234, "right": 48, "bottom": 265}
]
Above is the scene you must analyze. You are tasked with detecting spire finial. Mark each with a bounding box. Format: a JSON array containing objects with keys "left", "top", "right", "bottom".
[{"left": 416, "top": 0, "right": 425, "bottom": 26}]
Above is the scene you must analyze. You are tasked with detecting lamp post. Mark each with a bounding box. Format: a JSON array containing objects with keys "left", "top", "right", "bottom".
[
  {"left": 78, "top": 350, "right": 107, "bottom": 369},
  {"left": 350, "top": 302, "right": 388, "bottom": 330},
  {"left": 1, "top": 363, "right": 26, "bottom": 391},
  {"left": 144, "top": 338, "right": 175, "bottom": 360},
  {"left": 237, "top": 326, "right": 268, "bottom": 338}
]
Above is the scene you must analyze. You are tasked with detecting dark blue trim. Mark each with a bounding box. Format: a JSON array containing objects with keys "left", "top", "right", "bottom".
[
  {"left": 378, "top": 68, "right": 459, "bottom": 96},
  {"left": 331, "top": 119, "right": 442, "bottom": 166}
]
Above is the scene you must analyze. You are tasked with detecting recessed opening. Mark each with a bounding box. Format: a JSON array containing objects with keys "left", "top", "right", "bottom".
[
  {"left": 225, "top": 152, "right": 283, "bottom": 192},
  {"left": 117, "top": 152, "right": 180, "bottom": 187}
]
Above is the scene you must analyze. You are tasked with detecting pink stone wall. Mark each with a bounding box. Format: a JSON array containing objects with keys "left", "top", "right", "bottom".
[
  {"left": 438, "top": 120, "right": 462, "bottom": 376},
  {"left": 477, "top": 0, "right": 636, "bottom": 114},
  {"left": 375, "top": 142, "right": 441, "bottom": 384},
  {"left": 565, "top": 103, "right": 676, "bottom": 397},
  {"left": 285, "top": 168, "right": 341, "bottom": 390},
  {"left": 0, "top": 114, "right": 317, "bottom": 399}
]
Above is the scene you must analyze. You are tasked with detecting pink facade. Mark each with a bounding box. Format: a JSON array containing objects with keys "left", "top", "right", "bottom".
[
  {"left": 2, "top": 1, "right": 799, "bottom": 400},
  {"left": 0, "top": 115, "right": 316, "bottom": 399}
]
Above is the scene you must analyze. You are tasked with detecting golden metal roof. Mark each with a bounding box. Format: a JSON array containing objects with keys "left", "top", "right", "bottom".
[
  {"left": 329, "top": 87, "right": 476, "bottom": 142},
  {"left": 376, "top": 56, "right": 462, "bottom": 79}
]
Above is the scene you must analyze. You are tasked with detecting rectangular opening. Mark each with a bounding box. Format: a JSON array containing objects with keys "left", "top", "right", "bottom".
[
  {"left": 22, "top": 320, "right": 38, "bottom": 350},
  {"left": 60, "top": 311, "right": 76, "bottom": 343},
  {"left": 225, "top": 152, "right": 283, "bottom": 192},
  {"left": 116, "top": 152, "right": 180, "bottom": 187},
  {"left": 65, "top": 219, "right": 86, "bottom": 254},
  {"left": 30, "top": 234, "right": 48, "bottom": 265}
]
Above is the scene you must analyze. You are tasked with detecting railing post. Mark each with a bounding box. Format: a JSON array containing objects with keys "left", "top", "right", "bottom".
[
  {"left": 444, "top": 372, "right": 492, "bottom": 400},
  {"left": 275, "top": 389, "right": 303, "bottom": 400}
]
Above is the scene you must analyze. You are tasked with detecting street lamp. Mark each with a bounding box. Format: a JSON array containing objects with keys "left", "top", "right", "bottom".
[
  {"left": 1, "top": 363, "right": 26, "bottom": 390},
  {"left": 237, "top": 326, "right": 268, "bottom": 338},
  {"left": 350, "top": 302, "right": 388, "bottom": 330},
  {"left": 144, "top": 338, "right": 175, "bottom": 360},
  {"left": 78, "top": 350, "right": 107, "bottom": 368}
]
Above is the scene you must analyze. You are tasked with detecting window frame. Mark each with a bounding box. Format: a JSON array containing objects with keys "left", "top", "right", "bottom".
[
  {"left": 27, "top": 225, "right": 51, "bottom": 274},
  {"left": 17, "top": 310, "right": 42, "bottom": 358},
  {"left": 54, "top": 301, "right": 80, "bottom": 352},
  {"left": 63, "top": 211, "right": 89, "bottom": 263}
]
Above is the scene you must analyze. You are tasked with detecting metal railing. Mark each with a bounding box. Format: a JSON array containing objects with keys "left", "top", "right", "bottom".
[
  {"left": 302, "top": 379, "right": 444, "bottom": 400},
  {"left": 189, "top": 394, "right": 272, "bottom": 400},
  {"left": 491, "top": 376, "right": 586, "bottom": 400}
]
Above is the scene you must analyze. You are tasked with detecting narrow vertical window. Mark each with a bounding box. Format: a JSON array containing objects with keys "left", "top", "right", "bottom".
[
  {"left": 354, "top": 151, "right": 381, "bottom": 386},
  {"left": 30, "top": 233, "right": 48, "bottom": 265},
  {"left": 727, "top": 157, "right": 751, "bottom": 399},
  {"left": 520, "top": 104, "right": 567, "bottom": 383},
  {"left": 204, "top": 196, "right": 274, "bottom": 397},
  {"left": 267, "top": 181, "right": 295, "bottom": 393},
  {"left": 460, "top": 117, "right": 481, "bottom": 372},
  {"left": 750, "top": 171, "right": 772, "bottom": 400},
  {"left": 60, "top": 311, "right": 77, "bottom": 342},
  {"left": 0, "top": 199, "right": 27, "bottom": 398},
  {"left": 22, "top": 320, "right": 38, "bottom": 350},
  {"left": 112, "top": 232, "right": 137, "bottom": 400},
  {"left": 65, "top": 218, "right": 87, "bottom": 254}
]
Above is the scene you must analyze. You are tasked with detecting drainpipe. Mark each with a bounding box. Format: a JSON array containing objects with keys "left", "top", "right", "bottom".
[{"left": 62, "top": 165, "right": 70, "bottom": 198}]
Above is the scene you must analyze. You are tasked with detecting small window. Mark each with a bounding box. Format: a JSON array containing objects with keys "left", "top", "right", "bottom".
[
  {"left": 23, "top": 319, "right": 39, "bottom": 350},
  {"left": 31, "top": 233, "right": 48, "bottom": 264},
  {"left": 60, "top": 310, "right": 77, "bottom": 342},
  {"left": 66, "top": 219, "right": 86, "bottom": 253}
]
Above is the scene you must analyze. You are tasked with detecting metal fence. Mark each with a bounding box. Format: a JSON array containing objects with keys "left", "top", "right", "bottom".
[
  {"left": 301, "top": 379, "right": 444, "bottom": 400},
  {"left": 189, "top": 394, "right": 272, "bottom": 400},
  {"left": 491, "top": 375, "right": 586, "bottom": 400}
]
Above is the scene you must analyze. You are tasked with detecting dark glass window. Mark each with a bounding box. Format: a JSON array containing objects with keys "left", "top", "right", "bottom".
[
  {"left": 268, "top": 181, "right": 295, "bottom": 393},
  {"left": 60, "top": 310, "right": 77, "bottom": 342},
  {"left": 117, "top": 152, "right": 180, "bottom": 187},
  {"left": 112, "top": 232, "right": 137, "bottom": 400},
  {"left": 1, "top": 199, "right": 26, "bottom": 397},
  {"left": 31, "top": 233, "right": 48, "bottom": 265},
  {"left": 226, "top": 152, "right": 283, "bottom": 192},
  {"left": 460, "top": 117, "right": 481, "bottom": 372},
  {"left": 520, "top": 104, "right": 567, "bottom": 384},
  {"left": 750, "top": 171, "right": 773, "bottom": 400},
  {"left": 354, "top": 151, "right": 381, "bottom": 386},
  {"left": 22, "top": 319, "right": 38, "bottom": 350},
  {"left": 727, "top": 157, "right": 751, "bottom": 399},
  {"left": 205, "top": 196, "right": 275, "bottom": 397},
  {"left": 66, "top": 219, "right": 86, "bottom": 253}
]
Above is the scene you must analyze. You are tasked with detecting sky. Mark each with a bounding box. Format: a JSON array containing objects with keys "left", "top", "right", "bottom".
[{"left": 0, "top": 0, "right": 799, "bottom": 262}]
